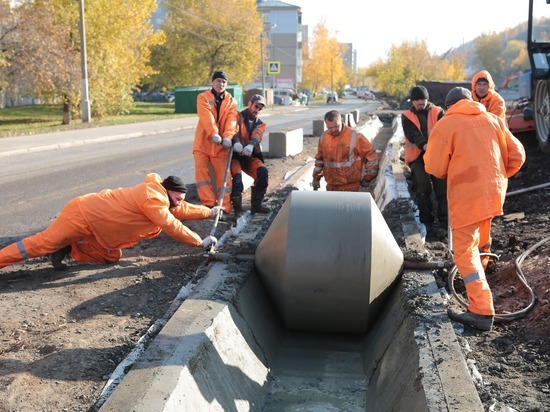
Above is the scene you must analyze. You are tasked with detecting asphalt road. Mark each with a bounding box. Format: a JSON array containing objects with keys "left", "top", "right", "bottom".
[{"left": 0, "top": 97, "right": 378, "bottom": 240}]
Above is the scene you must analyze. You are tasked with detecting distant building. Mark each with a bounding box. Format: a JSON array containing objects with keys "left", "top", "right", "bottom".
[{"left": 254, "top": 0, "right": 303, "bottom": 91}]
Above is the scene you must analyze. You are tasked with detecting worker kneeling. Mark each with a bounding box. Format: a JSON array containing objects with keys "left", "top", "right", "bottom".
[{"left": 0, "top": 174, "right": 218, "bottom": 272}]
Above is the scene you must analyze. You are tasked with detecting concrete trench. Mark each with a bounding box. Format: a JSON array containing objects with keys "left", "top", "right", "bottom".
[{"left": 98, "top": 117, "right": 484, "bottom": 411}]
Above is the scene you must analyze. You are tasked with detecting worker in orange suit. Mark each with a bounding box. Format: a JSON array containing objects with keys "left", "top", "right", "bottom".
[
  {"left": 193, "top": 70, "right": 238, "bottom": 219},
  {"left": 0, "top": 174, "right": 219, "bottom": 272},
  {"left": 424, "top": 87, "right": 526, "bottom": 331},
  {"left": 471, "top": 70, "right": 507, "bottom": 120},
  {"left": 312, "top": 110, "right": 379, "bottom": 192},
  {"left": 230, "top": 94, "right": 270, "bottom": 216}
]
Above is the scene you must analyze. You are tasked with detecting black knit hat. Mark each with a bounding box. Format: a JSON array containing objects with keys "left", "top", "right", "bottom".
[
  {"left": 161, "top": 176, "right": 187, "bottom": 193},
  {"left": 212, "top": 70, "right": 228, "bottom": 82},
  {"left": 445, "top": 87, "right": 472, "bottom": 107},
  {"left": 410, "top": 86, "right": 429, "bottom": 101}
]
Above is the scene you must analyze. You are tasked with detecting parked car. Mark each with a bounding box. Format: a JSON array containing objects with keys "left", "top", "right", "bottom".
[
  {"left": 166, "top": 92, "right": 175, "bottom": 103},
  {"left": 273, "top": 89, "right": 295, "bottom": 105},
  {"left": 345, "top": 87, "right": 357, "bottom": 95},
  {"left": 326, "top": 91, "right": 338, "bottom": 103},
  {"left": 362, "top": 90, "right": 376, "bottom": 100},
  {"left": 357, "top": 85, "right": 375, "bottom": 100}
]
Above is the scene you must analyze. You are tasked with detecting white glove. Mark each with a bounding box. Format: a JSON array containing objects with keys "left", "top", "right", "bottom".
[
  {"left": 210, "top": 206, "right": 222, "bottom": 218},
  {"left": 212, "top": 134, "right": 222, "bottom": 144},
  {"left": 222, "top": 137, "right": 232, "bottom": 148},
  {"left": 233, "top": 142, "right": 244, "bottom": 153},
  {"left": 242, "top": 144, "right": 255, "bottom": 157},
  {"left": 312, "top": 180, "right": 320, "bottom": 191},
  {"left": 201, "top": 235, "right": 217, "bottom": 248}
]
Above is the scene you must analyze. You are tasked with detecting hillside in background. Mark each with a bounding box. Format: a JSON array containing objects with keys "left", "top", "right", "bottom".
[{"left": 448, "top": 20, "right": 530, "bottom": 78}]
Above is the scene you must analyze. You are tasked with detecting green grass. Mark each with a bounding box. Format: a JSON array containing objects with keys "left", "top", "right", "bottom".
[{"left": 0, "top": 102, "right": 192, "bottom": 138}]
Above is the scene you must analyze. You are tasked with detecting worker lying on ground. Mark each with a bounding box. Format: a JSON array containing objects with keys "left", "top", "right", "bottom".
[
  {"left": 312, "top": 110, "right": 379, "bottom": 191},
  {"left": 0, "top": 174, "right": 219, "bottom": 272}
]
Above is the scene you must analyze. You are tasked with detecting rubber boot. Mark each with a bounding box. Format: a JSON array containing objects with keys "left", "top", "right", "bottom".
[
  {"left": 50, "top": 245, "right": 71, "bottom": 271},
  {"left": 250, "top": 188, "right": 270, "bottom": 214},
  {"left": 231, "top": 194, "right": 243, "bottom": 218},
  {"left": 416, "top": 192, "right": 434, "bottom": 225},
  {"left": 436, "top": 196, "right": 448, "bottom": 227}
]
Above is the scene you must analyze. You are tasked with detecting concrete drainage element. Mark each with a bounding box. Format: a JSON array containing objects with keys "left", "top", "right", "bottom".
[{"left": 255, "top": 190, "right": 404, "bottom": 334}]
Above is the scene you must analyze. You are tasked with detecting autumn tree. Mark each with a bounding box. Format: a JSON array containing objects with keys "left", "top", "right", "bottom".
[
  {"left": 474, "top": 33, "right": 505, "bottom": 82},
  {"left": 369, "top": 41, "right": 466, "bottom": 99},
  {"left": 83, "top": 0, "right": 164, "bottom": 118},
  {"left": 503, "top": 40, "right": 530, "bottom": 73},
  {"left": 0, "top": 0, "right": 163, "bottom": 122},
  {"left": 150, "top": 0, "right": 263, "bottom": 88},
  {"left": 301, "top": 21, "right": 347, "bottom": 93}
]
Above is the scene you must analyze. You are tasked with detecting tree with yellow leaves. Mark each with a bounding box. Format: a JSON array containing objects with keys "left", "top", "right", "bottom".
[
  {"left": 150, "top": 0, "right": 263, "bottom": 88},
  {"left": 301, "top": 22, "right": 348, "bottom": 94},
  {"left": 0, "top": 0, "right": 163, "bottom": 122}
]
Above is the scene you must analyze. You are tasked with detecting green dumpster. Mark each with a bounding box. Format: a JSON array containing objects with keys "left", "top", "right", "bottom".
[{"left": 174, "top": 84, "right": 243, "bottom": 114}]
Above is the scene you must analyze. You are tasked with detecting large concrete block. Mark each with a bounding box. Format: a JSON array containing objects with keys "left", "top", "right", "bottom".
[
  {"left": 350, "top": 109, "right": 360, "bottom": 123},
  {"left": 268, "top": 128, "right": 304, "bottom": 158},
  {"left": 312, "top": 120, "right": 326, "bottom": 136},
  {"left": 255, "top": 191, "right": 404, "bottom": 334}
]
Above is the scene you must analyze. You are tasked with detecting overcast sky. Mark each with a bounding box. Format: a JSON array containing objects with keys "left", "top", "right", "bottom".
[{"left": 289, "top": 0, "right": 532, "bottom": 67}]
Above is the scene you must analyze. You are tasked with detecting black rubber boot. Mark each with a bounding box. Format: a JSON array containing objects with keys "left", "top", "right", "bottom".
[
  {"left": 231, "top": 195, "right": 243, "bottom": 217},
  {"left": 50, "top": 245, "right": 71, "bottom": 271},
  {"left": 416, "top": 192, "right": 434, "bottom": 225},
  {"left": 447, "top": 308, "right": 494, "bottom": 331},
  {"left": 250, "top": 188, "right": 270, "bottom": 214}
]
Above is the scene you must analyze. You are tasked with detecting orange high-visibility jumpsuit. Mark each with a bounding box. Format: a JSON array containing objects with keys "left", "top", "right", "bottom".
[
  {"left": 0, "top": 173, "right": 213, "bottom": 269},
  {"left": 230, "top": 108, "right": 268, "bottom": 191},
  {"left": 424, "top": 99, "right": 525, "bottom": 316},
  {"left": 313, "top": 125, "right": 378, "bottom": 191},
  {"left": 471, "top": 70, "right": 507, "bottom": 120},
  {"left": 193, "top": 89, "right": 238, "bottom": 213}
]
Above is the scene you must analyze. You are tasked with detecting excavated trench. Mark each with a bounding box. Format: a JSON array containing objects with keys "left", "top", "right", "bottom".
[{"left": 99, "top": 117, "right": 484, "bottom": 411}]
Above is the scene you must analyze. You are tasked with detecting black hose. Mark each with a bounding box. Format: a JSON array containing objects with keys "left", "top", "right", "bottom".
[{"left": 448, "top": 237, "right": 549, "bottom": 321}]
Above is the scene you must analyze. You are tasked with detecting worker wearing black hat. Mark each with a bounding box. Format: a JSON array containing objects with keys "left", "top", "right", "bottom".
[
  {"left": 0, "top": 173, "right": 219, "bottom": 272},
  {"left": 402, "top": 85, "right": 447, "bottom": 239},
  {"left": 192, "top": 70, "right": 238, "bottom": 220}
]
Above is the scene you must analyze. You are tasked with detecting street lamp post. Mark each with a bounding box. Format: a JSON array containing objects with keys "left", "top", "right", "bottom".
[
  {"left": 331, "top": 57, "right": 334, "bottom": 94},
  {"left": 261, "top": 32, "right": 265, "bottom": 99},
  {"left": 78, "top": 0, "right": 91, "bottom": 123}
]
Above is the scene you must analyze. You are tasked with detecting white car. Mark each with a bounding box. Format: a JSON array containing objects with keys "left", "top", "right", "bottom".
[
  {"left": 326, "top": 91, "right": 338, "bottom": 103},
  {"left": 166, "top": 92, "right": 175, "bottom": 103}
]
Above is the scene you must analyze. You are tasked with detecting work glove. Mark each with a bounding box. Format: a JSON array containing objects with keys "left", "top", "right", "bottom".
[
  {"left": 212, "top": 133, "right": 222, "bottom": 144},
  {"left": 210, "top": 206, "right": 222, "bottom": 218},
  {"left": 222, "top": 137, "right": 232, "bottom": 148},
  {"left": 233, "top": 142, "right": 244, "bottom": 153},
  {"left": 201, "top": 235, "right": 217, "bottom": 248},
  {"left": 311, "top": 179, "right": 320, "bottom": 191},
  {"left": 242, "top": 144, "right": 255, "bottom": 157}
]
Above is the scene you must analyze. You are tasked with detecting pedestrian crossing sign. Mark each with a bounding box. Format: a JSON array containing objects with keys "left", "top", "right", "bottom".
[{"left": 267, "top": 61, "right": 281, "bottom": 75}]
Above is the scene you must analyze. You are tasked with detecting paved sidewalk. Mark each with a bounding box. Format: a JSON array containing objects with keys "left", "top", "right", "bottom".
[{"left": 0, "top": 104, "right": 309, "bottom": 159}]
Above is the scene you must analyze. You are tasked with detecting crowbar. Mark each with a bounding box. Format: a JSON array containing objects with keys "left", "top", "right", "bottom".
[{"left": 205, "top": 145, "right": 234, "bottom": 262}]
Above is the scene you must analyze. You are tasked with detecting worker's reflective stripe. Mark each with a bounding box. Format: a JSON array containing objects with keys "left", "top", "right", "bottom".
[
  {"left": 365, "top": 159, "right": 378, "bottom": 168},
  {"left": 463, "top": 271, "right": 486, "bottom": 284},
  {"left": 16, "top": 240, "right": 28, "bottom": 259},
  {"left": 324, "top": 131, "right": 359, "bottom": 168},
  {"left": 196, "top": 180, "right": 211, "bottom": 188},
  {"left": 313, "top": 167, "right": 323, "bottom": 174}
]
